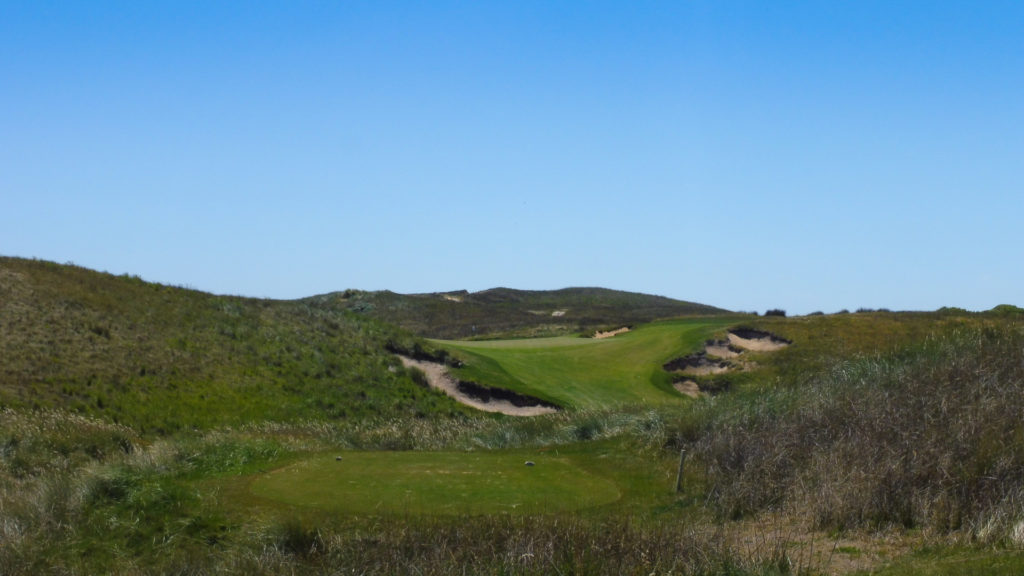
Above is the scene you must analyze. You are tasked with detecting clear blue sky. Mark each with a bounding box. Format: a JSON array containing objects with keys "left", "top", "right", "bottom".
[{"left": 3, "top": 2, "right": 1022, "bottom": 314}]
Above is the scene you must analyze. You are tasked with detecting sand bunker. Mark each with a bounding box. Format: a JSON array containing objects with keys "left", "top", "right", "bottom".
[
  {"left": 663, "top": 354, "right": 731, "bottom": 376},
  {"left": 399, "top": 357, "right": 557, "bottom": 416},
  {"left": 704, "top": 340, "right": 741, "bottom": 359},
  {"left": 727, "top": 329, "right": 791, "bottom": 352},
  {"left": 593, "top": 327, "right": 630, "bottom": 339},
  {"left": 665, "top": 328, "right": 791, "bottom": 392},
  {"left": 683, "top": 363, "right": 730, "bottom": 376},
  {"left": 673, "top": 380, "right": 701, "bottom": 398}
]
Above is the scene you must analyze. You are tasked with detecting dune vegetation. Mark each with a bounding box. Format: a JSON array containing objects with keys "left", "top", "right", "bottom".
[
  {"left": 0, "top": 257, "right": 469, "bottom": 432},
  {"left": 317, "top": 286, "right": 730, "bottom": 339},
  {"left": 2, "top": 256, "right": 1024, "bottom": 574}
]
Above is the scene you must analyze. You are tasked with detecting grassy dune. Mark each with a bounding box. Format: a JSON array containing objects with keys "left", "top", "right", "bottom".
[
  {"left": 438, "top": 317, "right": 739, "bottom": 408},
  {"left": 0, "top": 257, "right": 475, "bottom": 431},
  {"left": 7, "top": 257, "right": 1024, "bottom": 574}
]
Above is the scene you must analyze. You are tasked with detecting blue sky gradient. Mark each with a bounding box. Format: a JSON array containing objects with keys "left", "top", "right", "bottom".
[{"left": 3, "top": 2, "right": 1022, "bottom": 313}]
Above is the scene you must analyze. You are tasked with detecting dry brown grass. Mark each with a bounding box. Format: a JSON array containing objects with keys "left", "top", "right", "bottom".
[{"left": 691, "top": 324, "right": 1024, "bottom": 541}]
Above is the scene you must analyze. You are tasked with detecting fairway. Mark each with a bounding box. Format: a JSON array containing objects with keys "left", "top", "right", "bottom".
[
  {"left": 437, "top": 317, "right": 739, "bottom": 409},
  {"left": 250, "top": 451, "right": 621, "bottom": 515}
]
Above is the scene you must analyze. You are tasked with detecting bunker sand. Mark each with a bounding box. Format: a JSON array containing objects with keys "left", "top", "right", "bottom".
[
  {"left": 400, "top": 356, "right": 557, "bottom": 416},
  {"left": 669, "top": 329, "right": 791, "bottom": 398},
  {"left": 727, "top": 330, "right": 790, "bottom": 352}
]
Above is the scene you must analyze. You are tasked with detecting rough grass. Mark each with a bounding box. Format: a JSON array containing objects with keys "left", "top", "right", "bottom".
[
  {"left": 6, "top": 256, "right": 1024, "bottom": 573},
  {"left": 689, "top": 323, "right": 1024, "bottom": 541},
  {"left": 439, "top": 317, "right": 741, "bottom": 408},
  {"left": 856, "top": 547, "right": 1024, "bottom": 575},
  {"left": 0, "top": 406, "right": 799, "bottom": 576},
  {"left": 0, "top": 257, "right": 468, "bottom": 431}
]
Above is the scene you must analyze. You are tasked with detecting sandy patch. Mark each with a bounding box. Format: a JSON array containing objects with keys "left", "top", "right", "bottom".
[
  {"left": 399, "top": 357, "right": 557, "bottom": 416},
  {"left": 662, "top": 329, "right": 790, "bottom": 384},
  {"left": 705, "top": 341, "right": 740, "bottom": 359},
  {"left": 727, "top": 330, "right": 790, "bottom": 352},
  {"left": 551, "top": 309, "right": 567, "bottom": 317},
  {"left": 673, "top": 380, "right": 701, "bottom": 398},
  {"left": 663, "top": 354, "right": 731, "bottom": 376},
  {"left": 593, "top": 327, "right": 630, "bottom": 339},
  {"left": 442, "top": 294, "right": 462, "bottom": 302},
  {"left": 681, "top": 364, "right": 730, "bottom": 376}
]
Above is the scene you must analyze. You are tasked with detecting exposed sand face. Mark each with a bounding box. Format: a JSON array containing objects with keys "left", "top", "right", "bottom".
[
  {"left": 667, "top": 330, "right": 790, "bottom": 397},
  {"left": 551, "top": 309, "right": 567, "bottom": 317},
  {"left": 673, "top": 380, "right": 701, "bottom": 398},
  {"left": 594, "top": 327, "right": 630, "bottom": 339},
  {"left": 727, "top": 332, "right": 790, "bottom": 352},
  {"left": 679, "top": 363, "right": 730, "bottom": 376},
  {"left": 705, "top": 342, "right": 740, "bottom": 358},
  {"left": 398, "top": 357, "right": 557, "bottom": 416},
  {"left": 664, "top": 355, "right": 731, "bottom": 377}
]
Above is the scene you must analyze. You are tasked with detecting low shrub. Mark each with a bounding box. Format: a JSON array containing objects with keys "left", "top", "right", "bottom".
[{"left": 691, "top": 325, "right": 1024, "bottom": 540}]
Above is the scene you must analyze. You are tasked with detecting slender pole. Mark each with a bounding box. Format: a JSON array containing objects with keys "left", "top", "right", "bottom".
[{"left": 674, "top": 449, "right": 687, "bottom": 493}]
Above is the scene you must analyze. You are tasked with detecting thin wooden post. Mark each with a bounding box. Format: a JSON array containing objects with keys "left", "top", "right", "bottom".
[{"left": 674, "top": 449, "right": 687, "bottom": 493}]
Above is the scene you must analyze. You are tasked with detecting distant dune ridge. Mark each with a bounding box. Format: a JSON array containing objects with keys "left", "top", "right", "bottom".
[{"left": 309, "top": 286, "right": 731, "bottom": 339}]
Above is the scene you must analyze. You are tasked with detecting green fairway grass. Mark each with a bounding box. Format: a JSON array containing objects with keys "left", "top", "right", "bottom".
[
  {"left": 855, "top": 548, "right": 1024, "bottom": 576},
  {"left": 249, "top": 450, "right": 621, "bottom": 515},
  {"left": 436, "top": 317, "right": 740, "bottom": 408}
]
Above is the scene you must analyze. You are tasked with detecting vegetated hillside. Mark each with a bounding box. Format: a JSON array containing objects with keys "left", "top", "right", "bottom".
[
  {"left": 678, "top": 309, "right": 1024, "bottom": 540},
  {"left": 5, "top": 261, "right": 1024, "bottom": 575},
  {"left": 706, "top": 313, "right": 934, "bottom": 394},
  {"left": 308, "top": 286, "right": 730, "bottom": 339},
  {"left": 0, "top": 257, "right": 465, "bottom": 433},
  {"left": 679, "top": 307, "right": 1024, "bottom": 394}
]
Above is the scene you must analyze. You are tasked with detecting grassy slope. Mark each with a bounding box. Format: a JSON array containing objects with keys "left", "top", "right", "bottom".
[
  {"left": 438, "top": 317, "right": 741, "bottom": 408},
  {"left": 683, "top": 310, "right": 1010, "bottom": 393},
  {"left": 7, "top": 256, "right": 1024, "bottom": 573},
  {"left": 684, "top": 311, "right": 1024, "bottom": 535},
  {"left": 0, "top": 257, "right": 467, "bottom": 432},
  {"left": 311, "top": 286, "right": 731, "bottom": 339}
]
